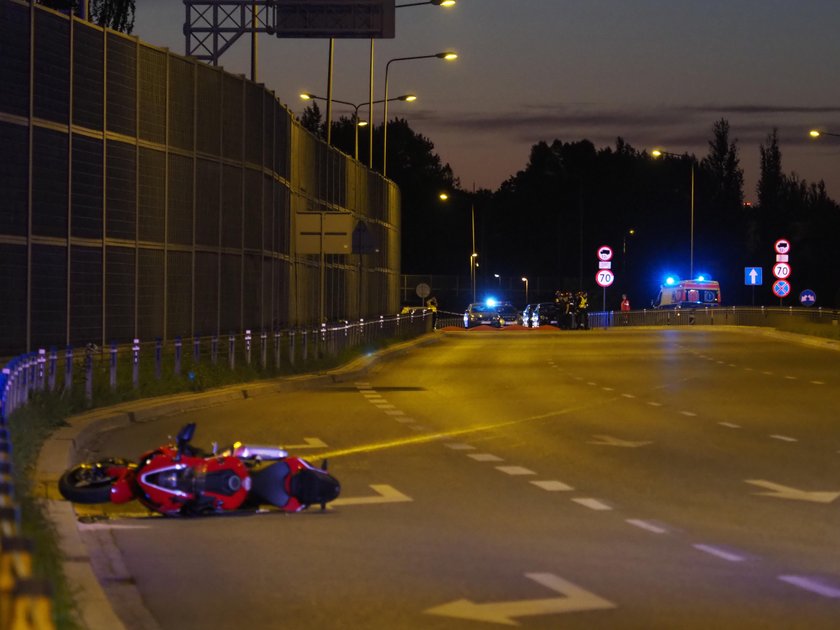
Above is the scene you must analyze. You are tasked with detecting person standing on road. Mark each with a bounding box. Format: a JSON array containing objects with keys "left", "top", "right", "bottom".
[{"left": 620, "top": 294, "right": 631, "bottom": 325}]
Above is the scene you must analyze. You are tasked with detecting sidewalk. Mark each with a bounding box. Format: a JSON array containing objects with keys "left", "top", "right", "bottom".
[{"left": 34, "top": 333, "right": 437, "bottom": 630}]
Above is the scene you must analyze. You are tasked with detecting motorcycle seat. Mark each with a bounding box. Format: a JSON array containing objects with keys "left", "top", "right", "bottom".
[{"left": 250, "top": 461, "right": 291, "bottom": 508}]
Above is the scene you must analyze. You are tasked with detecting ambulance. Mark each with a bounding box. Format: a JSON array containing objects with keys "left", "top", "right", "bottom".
[{"left": 652, "top": 277, "right": 722, "bottom": 309}]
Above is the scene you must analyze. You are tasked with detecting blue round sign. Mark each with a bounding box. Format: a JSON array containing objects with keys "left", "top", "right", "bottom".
[{"left": 799, "top": 289, "right": 817, "bottom": 307}]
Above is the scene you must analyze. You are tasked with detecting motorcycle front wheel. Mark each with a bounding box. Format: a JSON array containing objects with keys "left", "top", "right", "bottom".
[{"left": 58, "top": 459, "right": 129, "bottom": 504}]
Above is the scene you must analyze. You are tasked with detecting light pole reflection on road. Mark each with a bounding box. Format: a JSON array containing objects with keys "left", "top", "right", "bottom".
[{"left": 652, "top": 148, "right": 695, "bottom": 279}]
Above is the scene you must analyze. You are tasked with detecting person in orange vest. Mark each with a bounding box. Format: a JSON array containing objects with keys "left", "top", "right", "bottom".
[{"left": 620, "top": 294, "right": 631, "bottom": 325}]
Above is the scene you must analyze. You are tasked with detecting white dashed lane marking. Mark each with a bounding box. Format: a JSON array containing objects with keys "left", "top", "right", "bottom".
[
  {"left": 647, "top": 402, "right": 663, "bottom": 407},
  {"left": 719, "top": 422, "right": 741, "bottom": 429},
  {"left": 770, "top": 435, "right": 798, "bottom": 442},
  {"left": 496, "top": 466, "right": 536, "bottom": 476},
  {"left": 621, "top": 393, "right": 636, "bottom": 399},
  {"left": 626, "top": 519, "right": 668, "bottom": 534},
  {"left": 445, "top": 443, "right": 476, "bottom": 450},
  {"left": 531, "top": 480, "right": 574, "bottom": 492},
  {"left": 693, "top": 544, "right": 745, "bottom": 563},
  {"left": 679, "top": 411, "right": 697, "bottom": 417},
  {"left": 468, "top": 453, "right": 504, "bottom": 462},
  {"left": 384, "top": 410, "right": 405, "bottom": 416},
  {"left": 779, "top": 575, "right": 840, "bottom": 598},
  {"left": 811, "top": 380, "right": 825, "bottom": 385},
  {"left": 572, "top": 498, "right": 612, "bottom": 511}
]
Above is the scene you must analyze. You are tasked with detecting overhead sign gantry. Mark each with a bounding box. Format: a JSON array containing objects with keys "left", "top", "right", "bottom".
[{"left": 185, "top": 0, "right": 396, "bottom": 66}]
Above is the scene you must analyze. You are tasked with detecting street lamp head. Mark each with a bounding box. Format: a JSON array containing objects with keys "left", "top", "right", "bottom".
[
  {"left": 432, "top": 0, "right": 457, "bottom": 6},
  {"left": 357, "top": 120, "right": 369, "bottom": 127},
  {"left": 400, "top": 94, "right": 418, "bottom": 102},
  {"left": 437, "top": 51, "right": 459, "bottom": 60},
  {"left": 651, "top": 149, "right": 663, "bottom": 158},
  {"left": 521, "top": 277, "right": 527, "bottom": 283},
  {"left": 439, "top": 192, "right": 449, "bottom": 201},
  {"left": 300, "top": 93, "right": 316, "bottom": 100},
  {"left": 809, "top": 130, "right": 821, "bottom": 138}
]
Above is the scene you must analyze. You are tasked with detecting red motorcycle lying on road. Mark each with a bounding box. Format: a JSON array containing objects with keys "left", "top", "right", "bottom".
[{"left": 58, "top": 423, "right": 340, "bottom": 516}]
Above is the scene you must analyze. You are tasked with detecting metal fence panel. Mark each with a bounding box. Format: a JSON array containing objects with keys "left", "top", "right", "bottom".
[
  {"left": 106, "top": 32, "right": 136, "bottom": 136},
  {"left": 32, "top": 126, "right": 68, "bottom": 238},
  {"left": 0, "top": 1, "right": 401, "bottom": 355},
  {"left": 73, "top": 21, "right": 104, "bottom": 128},
  {"left": 105, "top": 139, "right": 136, "bottom": 240},
  {"left": 34, "top": 9, "right": 69, "bottom": 124},
  {"left": 0, "top": 121, "right": 28, "bottom": 236},
  {"left": 31, "top": 244, "right": 67, "bottom": 349},
  {"left": 0, "top": 0, "right": 30, "bottom": 117},
  {"left": 71, "top": 134, "right": 104, "bottom": 239},
  {"left": 69, "top": 245, "right": 103, "bottom": 345}
]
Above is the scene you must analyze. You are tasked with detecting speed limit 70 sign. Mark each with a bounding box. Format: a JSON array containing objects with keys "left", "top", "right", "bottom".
[
  {"left": 773, "top": 262, "right": 792, "bottom": 279},
  {"left": 595, "top": 269, "right": 615, "bottom": 287}
]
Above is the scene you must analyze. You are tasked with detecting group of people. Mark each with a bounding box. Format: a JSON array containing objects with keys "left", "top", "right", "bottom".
[{"left": 553, "top": 290, "right": 590, "bottom": 330}]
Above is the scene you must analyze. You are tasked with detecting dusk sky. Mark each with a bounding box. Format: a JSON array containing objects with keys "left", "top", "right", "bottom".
[{"left": 136, "top": 1, "right": 840, "bottom": 201}]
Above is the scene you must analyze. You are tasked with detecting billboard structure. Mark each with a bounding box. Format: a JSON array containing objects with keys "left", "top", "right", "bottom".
[{"left": 185, "top": 0, "right": 395, "bottom": 65}]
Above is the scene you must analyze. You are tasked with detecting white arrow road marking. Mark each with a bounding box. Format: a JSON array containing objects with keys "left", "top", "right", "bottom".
[
  {"left": 745, "top": 480, "right": 840, "bottom": 503},
  {"left": 588, "top": 435, "right": 652, "bottom": 448},
  {"left": 425, "top": 573, "right": 616, "bottom": 626},
  {"left": 283, "top": 437, "right": 328, "bottom": 449},
  {"left": 330, "top": 484, "right": 412, "bottom": 507}
]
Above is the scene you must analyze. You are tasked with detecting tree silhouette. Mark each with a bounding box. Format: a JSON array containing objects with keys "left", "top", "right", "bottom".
[{"left": 90, "top": 0, "right": 135, "bottom": 34}]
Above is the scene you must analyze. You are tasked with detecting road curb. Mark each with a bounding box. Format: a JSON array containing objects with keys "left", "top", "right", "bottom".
[{"left": 35, "top": 331, "right": 437, "bottom": 629}]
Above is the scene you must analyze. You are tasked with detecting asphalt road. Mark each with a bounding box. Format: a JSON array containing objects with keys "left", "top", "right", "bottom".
[{"left": 74, "top": 327, "right": 840, "bottom": 629}]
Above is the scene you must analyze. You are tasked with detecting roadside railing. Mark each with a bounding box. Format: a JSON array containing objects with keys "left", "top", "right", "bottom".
[
  {"left": 588, "top": 306, "right": 840, "bottom": 332},
  {"left": 0, "top": 311, "right": 432, "bottom": 629},
  {"left": 0, "top": 313, "right": 434, "bottom": 423}
]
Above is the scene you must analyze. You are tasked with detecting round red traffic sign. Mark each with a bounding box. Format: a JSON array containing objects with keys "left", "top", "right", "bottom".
[
  {"left": 596, "top": 245, "right": 613, "bottom": 261},
  {"left": 772, "top": 280, "right": 791, "bottom": 298},
  {"left": 595, "top": 269, "right": 615, "bottom": 287},
  {"left": 773, "top": 261, "right": 791, "bottom": 279},
  {"left": 774, "top": 238, "right": 791, "bottom": 255}
]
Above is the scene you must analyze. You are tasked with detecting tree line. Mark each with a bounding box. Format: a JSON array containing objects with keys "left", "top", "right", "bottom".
[{"left": 305, "top": 105, "right": 839, "bottom": 309}]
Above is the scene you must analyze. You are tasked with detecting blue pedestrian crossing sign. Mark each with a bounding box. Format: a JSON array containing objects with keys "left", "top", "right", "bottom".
[
  {"left": 744, "top": 267, "right": 763, "bottom": 285},
  {"left": 799, "top": 289, "right": 817, "bottom": 307}
]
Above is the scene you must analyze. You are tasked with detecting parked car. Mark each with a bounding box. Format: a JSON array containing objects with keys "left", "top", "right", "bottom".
[
  {"left": 531, "top": 302, "right": 563, "bottom": 328},
  {"left": 495, "top": 302, "right": 520, "bottom": 327},
  {"left": 463, "top": 302, "right": 500, "bottom": 328}
]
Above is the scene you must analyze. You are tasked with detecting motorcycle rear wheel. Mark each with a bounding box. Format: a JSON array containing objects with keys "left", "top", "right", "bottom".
[{"left": 58, "top": 459, "right": 128, "bottom": 504}]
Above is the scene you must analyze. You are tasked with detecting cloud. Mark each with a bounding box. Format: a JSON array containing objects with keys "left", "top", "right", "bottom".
[{"left": 408, "top": 102, "right": 840, "bottom": 149}]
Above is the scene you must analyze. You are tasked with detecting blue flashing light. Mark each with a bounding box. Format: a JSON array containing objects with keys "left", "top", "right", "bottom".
[
  {"left": 485, "top": 297, "right": 498, "bottom": 308},
  {"left": 665, "top": 276, "right": 677, "bottom": 286},
  {"left": 696, "top": 275, "right": 706, "bottom": 281}
]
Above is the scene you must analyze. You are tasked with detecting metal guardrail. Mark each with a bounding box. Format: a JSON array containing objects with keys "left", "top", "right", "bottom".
[
  {"left": 0, "top": 311, "right": 432, "bottom": 629},
  {"left": 588, "top": 306, "right": 840, "bottom": 330},
  {"left": 434, "top": 305, "right": 840, "bottom": 337}
]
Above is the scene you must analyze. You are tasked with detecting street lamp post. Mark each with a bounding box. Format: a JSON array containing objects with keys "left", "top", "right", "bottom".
[
  {"left": 622, "top": 228, "right": 635, "bottom": 275},
  {"left": 301, "top": 93, "right": 416, "bottom": 161},
  {"left": 652, "top": 149, "right": 695, "bottom": 279},
  {"left": 364, "top": 0, "right": 456, "bottom": 168},
  {"left": 383, "top": 51, "right": 457, "bottom": 177},
  {"left": 809, "top": 129, "right": 840, "bottom": 139},
  {"left": 521, "top": 277, "right": 528, "bottom": 305},
  {"left": 440, "top": 191, "right": 478, "bottom": 302}
]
